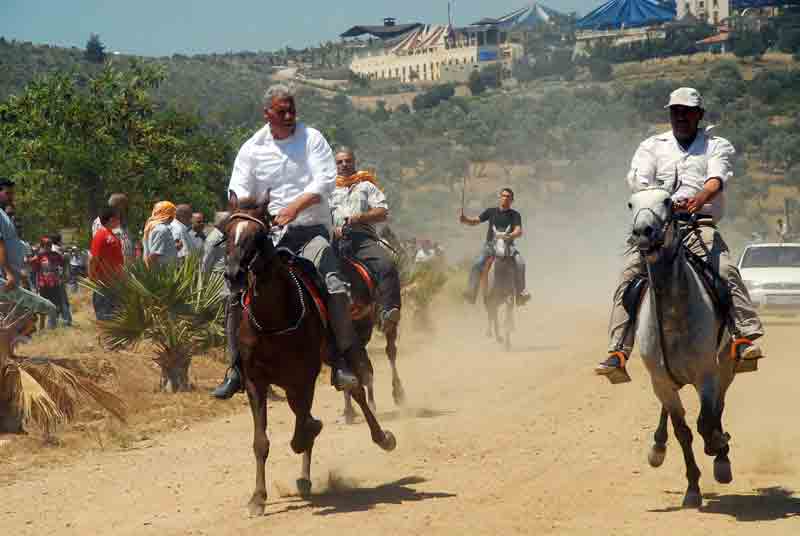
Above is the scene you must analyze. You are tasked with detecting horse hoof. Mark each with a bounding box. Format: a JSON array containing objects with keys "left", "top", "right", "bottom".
[
  {"left": 714, "top": 458, "right": 733, "bottom": 484},
  {"left": 648, "top": 444, "right": 667, "bottom": 468},
  {"left": 379, "top": 430, "right": 397, "bottom": 452},
  {"left": 296, "top": 478, "right": 313, "bottom": 498},
  {"left": 682, "top": 490, "right": 702, "bottom": 509},
  {"left": 247, "top": 497, "right": 266, "bottom": 517},
  {"left": 343, "top": 411, "right": 356, "bottom": 425}
]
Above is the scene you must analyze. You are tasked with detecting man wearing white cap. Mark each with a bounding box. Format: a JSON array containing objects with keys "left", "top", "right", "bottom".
[{"left": 595, "top": 87, "right": 764, "bottom": 383}]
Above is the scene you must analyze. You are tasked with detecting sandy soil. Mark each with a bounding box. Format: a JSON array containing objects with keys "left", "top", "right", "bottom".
[{"left": 1, "top": 301, "right": 798, "bottom": 535}]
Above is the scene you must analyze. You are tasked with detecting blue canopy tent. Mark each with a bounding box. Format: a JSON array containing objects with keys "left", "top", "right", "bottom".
[
  {"left": 471, "top": 3, "right": 567, "bottom": 29},
  {"left": 577, "top": 0, "right": 676, "bottom": 30}
]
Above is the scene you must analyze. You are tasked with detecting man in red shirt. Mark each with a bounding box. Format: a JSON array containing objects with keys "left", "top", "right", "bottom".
[
  {"left": 89, "top": 207, "right": 123, "bottom": 321},
  {"left": 30, "top": 237, "right": 66, "bottom": 329}
]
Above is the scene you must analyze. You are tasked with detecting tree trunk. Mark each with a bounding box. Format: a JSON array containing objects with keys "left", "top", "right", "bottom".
[
  {"left": 0, "top": 397, "right": 25, "bottom": 434},
  {"left": 158, "top": 353, "right": 192, "bottom": 393}
]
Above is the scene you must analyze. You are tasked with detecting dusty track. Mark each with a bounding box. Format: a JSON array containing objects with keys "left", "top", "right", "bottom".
[{"left": 2, "top": 303, "right": 798, "bottom": 535}]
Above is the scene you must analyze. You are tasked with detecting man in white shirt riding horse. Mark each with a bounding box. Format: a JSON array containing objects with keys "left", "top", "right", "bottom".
[
  {"left": 212, "top": 84, "right": 362, "bottom": 399},
  {"left": 596, "top": 87, "right": 764, "bottom": 383}
]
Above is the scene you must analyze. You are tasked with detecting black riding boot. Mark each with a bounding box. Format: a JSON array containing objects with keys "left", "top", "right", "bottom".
[
  {"left": 326, "top": 292, "right": 361, "bottom": 392},
  {"left": 211, "top": 297, "right": 243, "bottom": 399}
]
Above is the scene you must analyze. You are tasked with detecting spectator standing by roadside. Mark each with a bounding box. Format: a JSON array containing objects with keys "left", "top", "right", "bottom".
[
  {"left": 0, "top": 178, "right": 57, "bottom": 337},
  {"left": 200, "top": 211, "right": 228, "bottom": 276},
  {"left": 92, "top": 193, "right": 134, "bottom": 263},
  {"left": 2, "top": 204, "right": 32, "bottom": 290},
  {"left": 189, "top": 212, "right": 207, "bottom": 251},
  {"left": 30, "top": 237, "right": 66, "bottom": 329},
  {"left": 89, "top": 207, "right": 124, "bottom": 321},
  {"left": 49, "top": 233, "right": 72, "bottom": 327},
  {"left": 143, "top": 201, "right": 179, "bottom": 268},
  {"left": 170, "top": 204, "right": 197, "bottom": 259}
]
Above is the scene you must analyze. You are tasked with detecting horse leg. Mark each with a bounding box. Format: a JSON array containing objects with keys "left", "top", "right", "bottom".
[
  {"left": 386, "top": 328, "right": 405, "bottom": 406},
  {"left": 696, "top": 376, "right": 730, "bottom": 458},
  {"left": 286, "top": 387, "right": 322, "bottom": 497},
  {"left": 350, "top": 385, "right": 396, "bottom": 451},
  {"left": 245, "top": 378, "right": 270, "bottom": 517},
  {"left": 648, "top": 407, "right": 669, "bottom": 468},
  {"left": 671, "top": 410, "right": 702, "bottom": 509},
  {"left": 712, "top": 401, "right": 733, "bottom": 484},
  {"left": 342, "top": 392, "right": 357, "bottom": 425}
]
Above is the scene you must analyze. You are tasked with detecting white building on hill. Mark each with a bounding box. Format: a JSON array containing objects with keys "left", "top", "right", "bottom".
[
  {"left": 343, "top": 19, "right": 523, "bottom": 84},
  {"left": 678, "top": 0, "right": 730, "bottom": 25}
]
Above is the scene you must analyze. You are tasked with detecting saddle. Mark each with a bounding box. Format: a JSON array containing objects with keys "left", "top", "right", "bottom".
[
  {"left": 341, "top": 256, "right": 377, "bottom": 321},
  {"left": 622, "top": 254, "right": 732, "bottom": 325}
]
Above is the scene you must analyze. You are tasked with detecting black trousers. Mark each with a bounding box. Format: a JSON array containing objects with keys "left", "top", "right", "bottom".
[{"left": 349, "top": 233, "right": 402, "bottom": 313}]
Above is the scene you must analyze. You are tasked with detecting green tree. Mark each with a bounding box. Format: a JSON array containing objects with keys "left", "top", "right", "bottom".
[
  {"left": 734, "top": 30, "right": 768, "bottom": 60},
  {"left": 85, "top": 33, "right": 106, "bottom": 63},
  {"left": 588, "top": 58, "right": 613, "bottom": 82},
  {"left": 0, "top": 62, "right": 232, "bottom": 238},
  {"left": 468, "top": 70, "right": 486, "bottom": 95}
]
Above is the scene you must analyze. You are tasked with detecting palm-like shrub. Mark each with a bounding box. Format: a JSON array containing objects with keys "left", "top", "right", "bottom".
[
  {"left": 0, "top": 303, "right": 126, "bottom": 434},
  {"left": 402, "top": 259, "right": 448, "bottom": 332},
  {"left": 85, "top": 255, "right": 226, "bottom": 392}
]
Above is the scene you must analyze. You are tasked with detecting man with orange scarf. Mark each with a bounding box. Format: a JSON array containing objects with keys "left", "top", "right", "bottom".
[
  {"left": 143, "top": 201, "right": 179, "bottom": 268},
  {"left": 331, "top": 148, "right": 401, "bottom": 332}
]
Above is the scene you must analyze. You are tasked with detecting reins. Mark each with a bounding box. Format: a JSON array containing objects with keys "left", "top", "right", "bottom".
[{"left": 228, "top": 213, "right": 308, "bottom": 336}]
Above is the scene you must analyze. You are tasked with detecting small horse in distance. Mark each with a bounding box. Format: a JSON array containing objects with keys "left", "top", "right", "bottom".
[{"left": 481, "top": 225, "right": 517, "bottom": 350}]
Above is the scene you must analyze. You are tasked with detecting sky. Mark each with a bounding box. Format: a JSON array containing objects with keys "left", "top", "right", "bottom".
[{"left": 0, "top": 0, "right": 600, "bottom": 57}]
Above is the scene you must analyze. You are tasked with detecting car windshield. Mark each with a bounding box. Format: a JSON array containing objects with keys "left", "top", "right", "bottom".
[{"left": 741, "top": 246, "right": 800, "bottom": 268}]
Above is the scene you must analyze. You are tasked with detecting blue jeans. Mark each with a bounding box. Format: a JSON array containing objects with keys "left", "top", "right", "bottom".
[
  {"left": 57, "top": 285, "right": 72, "bottom": 326},
  {"left": 466, "top": 243, "right": 526, "bottom": 299}
]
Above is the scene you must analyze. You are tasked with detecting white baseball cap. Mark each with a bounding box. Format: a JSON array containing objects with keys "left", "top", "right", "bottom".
[{"left": 665, "top": 87, "right": 704, "bottom": 109}]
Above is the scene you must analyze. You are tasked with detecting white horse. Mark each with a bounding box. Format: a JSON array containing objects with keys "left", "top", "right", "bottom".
[
  {"left": 482, "top": 225, "right": 517, "bottom": 350},
  {"left": 629, "top": 186, "right": 737, "bottom": 509}
]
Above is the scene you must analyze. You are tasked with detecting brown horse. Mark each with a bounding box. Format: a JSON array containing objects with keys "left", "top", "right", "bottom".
[
  {"left": 224, "top": 195, "right": 396, "bottom": 516},
  {"left": 339, "top": 249, "right": 406, "bottom": 425}
]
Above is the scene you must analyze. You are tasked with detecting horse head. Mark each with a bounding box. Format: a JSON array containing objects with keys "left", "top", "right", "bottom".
[
  {"left": 492, "top": 225, "right": 513, "bottom": 258},
  {"left": 628, "top": 184, "right": 680, "bottom": 263},
  {"left": 224, "top": 190, "right": 274, "bottom": 283}
]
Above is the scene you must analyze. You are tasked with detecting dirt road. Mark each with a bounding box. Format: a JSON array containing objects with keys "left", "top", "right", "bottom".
[{"left": 2, "top": 303, "right": 798, "bottom": 535}]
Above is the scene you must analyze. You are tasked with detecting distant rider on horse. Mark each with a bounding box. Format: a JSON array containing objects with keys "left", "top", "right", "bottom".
[
  {"left": 212, "top": 84, "right": 363, "bottom": 399},
  {"left": 595, "top": 87, "right": 764, "bottom": 383},
  {"left": 459, "top": 187, "right": 530, "bottom": 306},
  {"left": 330, "top": 147, "right": 402, "bottom": 334}
]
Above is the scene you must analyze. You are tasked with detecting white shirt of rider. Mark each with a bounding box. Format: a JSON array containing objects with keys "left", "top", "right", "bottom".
[
  {"left": 330, "top": 181, "right": 388, "bottom": 236},
  {"left": 626, "top": 126, "right": 735, "bottom": 222},
  {"left": 228, "top": 123, "right": 336, "bottom": 229}
]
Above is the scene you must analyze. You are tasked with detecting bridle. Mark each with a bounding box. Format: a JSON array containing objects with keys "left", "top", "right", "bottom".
[{"left": 227, "top": 212, "right": 307, "bottom": 336}]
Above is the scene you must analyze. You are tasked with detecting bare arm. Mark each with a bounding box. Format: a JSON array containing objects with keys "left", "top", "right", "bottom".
[
  {"left": 459, "top": 214, "right": 482, "bottom": 226},
  {"left": 508, "top": 225, "right": 523, "bottom": 240},
  {"left": 350, "top": 207, "right": 388, "bottom": 225},
  {"left": 275, "top": 192, "right": 321, "bottom": 226}
]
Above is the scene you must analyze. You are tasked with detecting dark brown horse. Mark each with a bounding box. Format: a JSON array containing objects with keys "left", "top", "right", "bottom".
[
  {"left": 224, "top": 195, "right": 396, "bottom": 516},
  {"left": 339, "top": 249, "right": 406, "bottom": 424}
]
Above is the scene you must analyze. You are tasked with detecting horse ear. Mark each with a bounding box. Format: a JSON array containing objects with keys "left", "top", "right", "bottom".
[{"left": 228, "top": 190, "right": 239, "bottom": 212}]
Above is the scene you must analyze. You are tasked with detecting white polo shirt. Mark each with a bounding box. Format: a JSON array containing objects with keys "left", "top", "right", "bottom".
[
  {"left": 626, "top": 127, "right": 735, "bottom": 222},
  {"left": 330, "top": 180, "right": 389, "bottom": 236},
  {"left": 228, "top": 123, "right": 336, "bottom": 228}
]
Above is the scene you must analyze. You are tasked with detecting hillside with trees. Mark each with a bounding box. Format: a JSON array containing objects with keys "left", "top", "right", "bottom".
[{"left": 3, "top": 35, "right": 800, "bottom": 246}]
